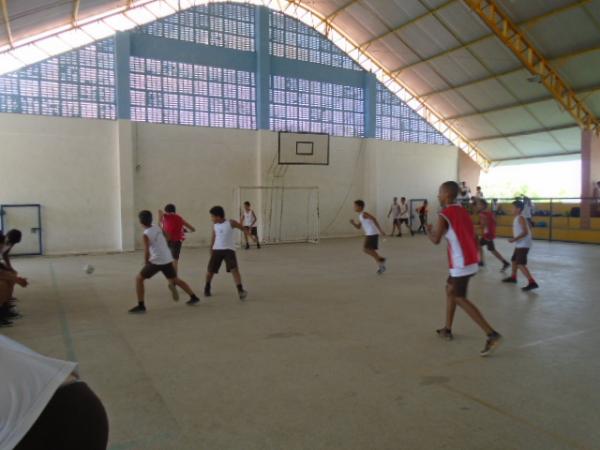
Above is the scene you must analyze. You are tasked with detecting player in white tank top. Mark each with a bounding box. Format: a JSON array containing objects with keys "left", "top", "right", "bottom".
[
  {"left": 504, "top": 200, "right": 538, "bottom": 291},
  {"left": 207, "top": 206, "right": 248, "bottom": 300},
  {"left": 240, "top": 201, "right": 260, "bottom": 249},
  {"left": 350, "top": 200, "right": 387, "bottom": 274}
]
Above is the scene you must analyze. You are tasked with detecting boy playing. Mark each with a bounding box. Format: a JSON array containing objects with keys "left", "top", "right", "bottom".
[
  {"left": 240, "top": 201, "right": 260, "bottom": 249},
  {"left": 427, "top": 181, "right": 502, "bottom": 357},
  {"left": 398, "top": 197, "right": 414, "bottom": 237},
  {"left": 129, "top": 211, "right": 200, "bottom": 314},
  {"left": 350, "top": 200, "right": 387, "bottom": 274},
  {"left": 475, "top": 199, "right": 510, "bottom": 271},
  {"left": 0, "top": 230, "right": 27, "bottom": 327},
  {"left": 159, "top": 204, "right": 195, "bottom": 300},
  {"left": 205, "top": 206, "right": 248, "bottom": 300},
  {"left": 502, "top": 200, "right": 539, "bottom": 291},
  {"left": 387, "top": 197, "right": 402, "bottom": 236}
]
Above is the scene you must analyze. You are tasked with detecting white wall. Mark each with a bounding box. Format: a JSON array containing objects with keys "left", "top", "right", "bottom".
[
  {"left": 0, "top": 114, "right": 121, "bottom": 254},
  {"left": 0, "top": 114, "right": 459, "bottom": 254}
]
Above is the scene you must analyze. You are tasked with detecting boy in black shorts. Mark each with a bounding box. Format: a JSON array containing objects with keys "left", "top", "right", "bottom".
[
  {"left": 350, "top": 200, "right": 387, "bottom": 274},
  {"left": 129, "top": 211, "right": 200, "bottom": 314},
  {"left": 240, "top": 201, "right": 260, "bottom": 249},
  {"left": 205, "top": 206, "right": 247, "bottom": 300}
]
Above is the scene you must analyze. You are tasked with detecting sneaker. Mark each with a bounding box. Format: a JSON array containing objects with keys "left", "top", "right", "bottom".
[
  {"left": 480, "top": 332, "right": 502, "bottom": 357},
  {"left": 522, "top": 281, "right": 539, "bottom": 292},
  {"left": 168, "top": 283, "right": 179, "bottom": 302},
  {"left": 257, "top": 243, "right": 261, "bottom": 249},
  {"left": 501, "top": 262, "right": 510, "bottom": 273},
  {"left": 377, "top": 260, "right": 386, "bottom": 274},
  {"left": 128, "top": 304, "right": 146, "bottom": 314},
  {"left": 2, "top": 310, "right": 22, "bottom": 320},
  {"left": 238, "top": 290, "right": 248, "bottom": 301},
  {"left": 0, "top": 318, "right": 13, "bottom": 327},
  {"left": 436, "top": 327, "right": 453, "bottom": 341},
  {"left": 502, "top": 277, "right": 517, "bottom": 283},
  {"left": 186, "top": 295, "right": 200, "bottom": 306}
]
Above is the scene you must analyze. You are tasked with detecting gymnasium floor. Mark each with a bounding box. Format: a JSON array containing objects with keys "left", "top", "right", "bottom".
[{"left": 4, "top": 236, "right": 600, "bottom": 450}]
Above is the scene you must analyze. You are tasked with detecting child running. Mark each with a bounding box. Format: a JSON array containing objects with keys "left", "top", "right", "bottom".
[
  {"left": 427, "top": 181, "right": 502, "bottom": 357},
  {"left": 350, "top": 200, "right": 387, "bottom": 274},
  {"left": 417, "top": 200, "right": 429, "bottom": 234},
  {"left": 387, "top": 197, "right": 402, "bottom": 236},
  {"left": 502, "top": 200, "right": 539, "bottom": 291},
  {"left": 159, "top": 204, "right": 195, "bottom": 300},
  {"left": 240, "top": 201, "right": 260, "bottom": 249},
  {"left": 205, "top": 206, "right": 247, "bottom": 300},
  {"left": 475, "top": 199, "right": 510, "bottom": 271},
  {"left": 129, "top": 211, "right": 200, "bottom": 314}
]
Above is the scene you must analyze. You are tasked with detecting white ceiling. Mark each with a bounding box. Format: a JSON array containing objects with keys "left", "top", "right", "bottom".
[{"left": 1, "top": 0, "right": 599, "bottom": 161}]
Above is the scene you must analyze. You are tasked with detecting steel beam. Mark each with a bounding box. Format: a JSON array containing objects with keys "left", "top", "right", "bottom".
[
  {"left": 463, "top": 0, "right": 599, "bottom": 133},
  {"left": 1, "top": 0, "right": 12, "bottom": 47}
]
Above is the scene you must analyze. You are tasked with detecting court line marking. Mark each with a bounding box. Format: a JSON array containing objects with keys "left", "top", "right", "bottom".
[
  {"left": 439, "top": 383, "right": 590, "bottom": 450},
  {"left": 49, "top": 261, "right": 77, "bottom": 363}
]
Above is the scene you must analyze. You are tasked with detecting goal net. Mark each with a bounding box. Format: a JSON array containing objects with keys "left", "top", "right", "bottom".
[{"left": 235, "top": 186, "right": 320, "bottom": 244}]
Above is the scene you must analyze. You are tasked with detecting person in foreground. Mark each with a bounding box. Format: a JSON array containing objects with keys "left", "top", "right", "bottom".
[
  {"left": 502, "top": 200, "right": 539, "bottom": 291},
  {"left": 427, "top": 181, "right": 502, "bottom": 357},
  {"left": 350, "top": 200, "right": 387, "bottom": 274},
  {"left": 205, "top": 206, "right": 248, "bottom": 300},
  {"left": 129, "top": 210, "right": 200, "bottom": 314},
  {"left": 1, "top": 335, "right": 108, "bottom": 450}
]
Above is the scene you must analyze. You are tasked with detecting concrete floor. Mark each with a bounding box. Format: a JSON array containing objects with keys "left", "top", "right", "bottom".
[{"left": 4, "top": 236, "right": 600, "bottom": 450}]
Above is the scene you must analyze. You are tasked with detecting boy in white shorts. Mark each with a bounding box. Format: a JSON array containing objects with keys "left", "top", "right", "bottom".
[{"left": 240, "top": 201, "right": 260, "bottom": 250}]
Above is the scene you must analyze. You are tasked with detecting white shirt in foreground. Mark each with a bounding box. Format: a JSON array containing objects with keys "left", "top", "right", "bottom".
[{"left": 0, "top": 336, "right": 78, "bottom": 450}]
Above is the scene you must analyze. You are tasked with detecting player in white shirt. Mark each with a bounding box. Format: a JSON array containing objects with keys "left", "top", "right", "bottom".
[
  {"left": 129, "top": 210, "right": 200, "bottom": 314},
  {"left": 240, "top": 201, "right": 261, "bottom": 249},
  {"left": 205, "top": 206, "right": 248, "bottom": 300},
  {"left": 387, "top": 197, "right": 402, "bottom": 236},
  {"left": 502, "top": 200, "right": 539, "bottom": 291},
  {"left": 398, "top": 197, "right": 414, "bottom": 237},
  {"left": 350, "top": 200, "right": 387, "bottom": 274},
  {"left": 1, "top": 335, "right": 108, "bottom": 449}
]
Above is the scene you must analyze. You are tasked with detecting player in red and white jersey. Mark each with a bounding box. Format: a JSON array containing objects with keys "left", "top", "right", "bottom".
[
  {"left": 427, "top": 181, "right": 502, "bottom": 357},
  {"left": 475, "top": 198, "right": 510, "bottom": 271}
]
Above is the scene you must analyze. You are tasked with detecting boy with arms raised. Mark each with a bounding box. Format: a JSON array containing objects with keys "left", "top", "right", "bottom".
[
  {"left": 205, "top": 206, "right": 248, "bottom": 300},
  {"left": 129, "top": 211, "right": 200, "bottom": 314},
  {"left": 427, "top": 181, "right": 502, "bottom": 356},
  {"left": 350, "top": 200, "right": 387, "bottom": 274}
]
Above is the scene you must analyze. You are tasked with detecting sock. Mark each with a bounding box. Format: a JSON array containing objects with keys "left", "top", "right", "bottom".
[
  {"left": 204, "top": 282, "right": 211, "bottom": 291},
  {"left": 237, "top": 284, "right": 244, "bottom": 292}
]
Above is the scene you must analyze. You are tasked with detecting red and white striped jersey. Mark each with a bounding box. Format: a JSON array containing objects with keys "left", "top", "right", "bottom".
[{"left": 440, "top": 204, "right": 479, "bottom": 277}]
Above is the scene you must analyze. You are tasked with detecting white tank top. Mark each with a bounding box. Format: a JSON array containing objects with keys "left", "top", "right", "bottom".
[
  {"left": 513, "top": 215, "right": 532, "bottom": 248},
  {"left": 213, "top": 220, "right": 235, "bottom": 250},
  {"left": 144, "top": 225, "right": 174, "bottom": 265},
  {"left": 359, "top": 212, "right": 379, "bottom": 236},
  {"left": 243, "top": 210, "right": 254, "bottom": 227}
]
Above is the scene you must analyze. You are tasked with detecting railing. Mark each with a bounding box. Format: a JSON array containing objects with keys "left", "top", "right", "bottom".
[{"left": 469, "top": 197, "right": 600, "bottom": 245}]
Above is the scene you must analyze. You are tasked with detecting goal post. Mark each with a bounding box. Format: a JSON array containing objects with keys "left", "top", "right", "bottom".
[{"left": 235, "top": 186, "right": 320, "bottom": 244}]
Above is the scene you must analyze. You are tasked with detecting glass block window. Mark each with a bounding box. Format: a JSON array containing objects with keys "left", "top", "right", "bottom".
[
  {"left": 139, "top": 3, "right": 255, "bottom": 52},
  {"left": 0, "top": 39, "right": 115, "bottom": 119},
  {"left": 270, "top": 75, "right": 364, "bottom": 137},
  {"left": 269, "top": 11, "right": 362, "bottom": 71},
  {"left": 376, "top": 83, "right": 449, "bottom": 145},
  {"left": 130, "top": 57, "right": 256, "bottom": 129}
]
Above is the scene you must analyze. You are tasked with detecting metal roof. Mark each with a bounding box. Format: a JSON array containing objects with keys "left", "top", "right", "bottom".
[{"left": 1, "top": 0, "right": 599, "bottom": 162}]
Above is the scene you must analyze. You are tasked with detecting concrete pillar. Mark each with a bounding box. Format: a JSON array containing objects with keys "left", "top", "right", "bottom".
[
  {"left": 364, "top": 72, "right": 377, "bottom": 139},
  {"left": 116, "top": 120, "right": 136, "bottom": 251},
  {"left": 255, "top": 6, "right": 270, "bottom": 130},
  {"left": 580, "top": 129, "right": 600, "bottom": 229}
]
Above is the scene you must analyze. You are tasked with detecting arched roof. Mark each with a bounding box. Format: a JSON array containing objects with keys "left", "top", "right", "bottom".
[{"left": 1, "top": 0, "right": 599, "bottom": 165}]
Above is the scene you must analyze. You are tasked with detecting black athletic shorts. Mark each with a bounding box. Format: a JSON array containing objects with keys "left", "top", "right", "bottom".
[
  {"left": 447, "top": 275, "right": 474, "bottom": 298},
  {"left": 168, "top": 240, "right": 182, "bottom": 260},
  {"left": 393, "top": 219, "right": 401, "bottom": 225},
  {"left": 243, "top": 226, "right": 258, "bottom": 237},
  {"left": 480, "top": 238, "right": 496, "bottom": 252},
  {"left": 511, "top": 248, "right": 529, "bottom": 265},
  {"left": 15, "top": 382, "right": 109, "bottom": 450},
  {"left": 400, "top": 218, "right": 409, "bottom": 224},
  {"left": 208, "top": 250, "right": 238, "bottom": 273},
  {"left": 364, "top": 235, "right": 379, "bottom": 250},
  {"left": 140, "top": 262, "right": 177, "bottom": 280}
]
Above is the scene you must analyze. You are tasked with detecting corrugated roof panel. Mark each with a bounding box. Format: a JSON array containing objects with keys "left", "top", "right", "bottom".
[
  {"left": 483, "top": 107, "right": 542, "bottom": 134},
  {"left": 499, "top": 69, "right": 557, "bottom": 102},
  {"left": 509, "top": 133, "right": 565, "bottom": 156},
  {"left": 425, "top": 90, "right": 476, "bottom": 118},
  {"left": 525, "top": 99, "right": 580, "bottom": 128},
  {"left": 427, "top": 48, "right": 490, "bottom": 86},
  {"left": 361, "top": 0, "right": 428, "bottom": 30},
  {"left": 313, "top": 0, "right": 349, "bottom": 17},
  {"left": 399, "top": 64, "right": 450, "bottom": 94},
  {"left": 496, "top": 0, "right": 577, "bottom": 22},
  {"left": 584, "top": 90, "right": 600, "bottom": 116},
  {"left": 556, "top": 48, "right": 600, "bottom": 89},
  {"left": 396, "top": 14, "right": 460, "bottom": 58},
  {"left": 457, "top": 78, "right": 516, "bottom": 111},
  {"left": 478, "top": 138, "right": 523, "bottom": 159},
  {"left": 368, "top": 36, "right": 421, "bottom": 70},
  {"left": 452, "top": 115, "right": 502, "bottom": 140},
  {"left": 550, "top": 127, "right": 583, "bottom": 151},
  {"left": 434, "top": 1, "right": 489, "bottom": 42},
  {"left": 468, "top": 37, "right": 522, "bottom": 74},
  {"left": 333, "top": 11, "right": 381, "bottom": 44},
  {"left": 524, "top": 8, "right": 600, "bottom": 59}
]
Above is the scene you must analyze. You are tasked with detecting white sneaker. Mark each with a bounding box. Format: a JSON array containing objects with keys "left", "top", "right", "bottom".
[
  {"left": 377, "top": 264, "right": 386, "bottom": 274},
  {"left": 238, "top": 290, "right": 248, "bottom": 301},
  {"left": 168, "top": 283, "right": 179, "bottom": 301}
]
